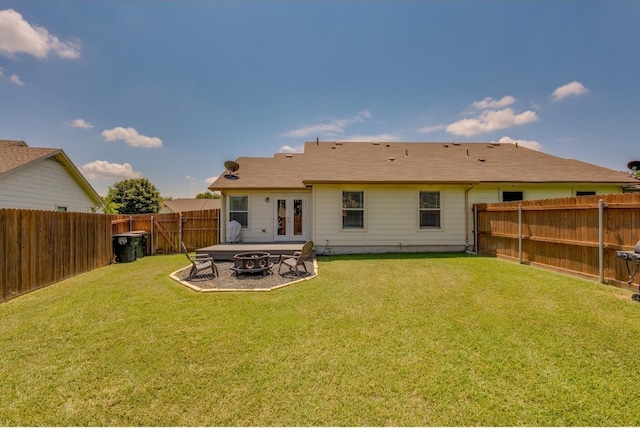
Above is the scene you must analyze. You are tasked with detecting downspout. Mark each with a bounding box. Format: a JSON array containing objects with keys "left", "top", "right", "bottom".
[
  {"left": 220, "top": 192, "right": 227, "bottom": 244},
  {"left": 464, "top": 183, "right": 477, "bottom": 251}
]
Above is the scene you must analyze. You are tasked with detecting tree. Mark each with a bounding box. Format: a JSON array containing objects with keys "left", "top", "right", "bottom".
[
  {"left": 109, "top": 178, "right": 161, "bottom": 214},
  {"left": 195, "top": 191, "right": 220, "bottom": 199},
  {"left": 101, "top": 188, "right": 122, "bottom": 214}
]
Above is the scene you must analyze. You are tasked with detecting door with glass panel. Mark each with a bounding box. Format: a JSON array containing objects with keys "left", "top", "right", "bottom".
[{"left": 274, "top": 197, "right": 306, "bottom": 241}]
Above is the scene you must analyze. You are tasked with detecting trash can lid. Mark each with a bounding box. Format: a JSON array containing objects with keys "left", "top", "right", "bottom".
[{"left": 113, "top": 233, "right": 141, "bottom": 237}]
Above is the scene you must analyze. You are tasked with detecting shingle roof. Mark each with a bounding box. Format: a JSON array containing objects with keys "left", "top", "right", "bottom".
[
  {"left": 0, "top": 140, "right": 102, "bottom": 205},
  {"left": 161, "top": 198, "right": 221, "bottom": 213},
  {"left": 210, "top": 142, "right": 639, "bottom": 190},
  {"left": 0, "top": 140, "right": 60, "bottom": 176}
]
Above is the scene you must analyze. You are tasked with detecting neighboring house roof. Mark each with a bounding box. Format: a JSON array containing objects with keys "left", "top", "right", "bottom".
[
  {"left": 160, "top": 198, "right": 220, "bottom": 213},
  {"left": 0, "top": 139, "right": 103, "bottom": 207},
  {"left": 210, "top": 141, "right": 639, "bottom": 190}
]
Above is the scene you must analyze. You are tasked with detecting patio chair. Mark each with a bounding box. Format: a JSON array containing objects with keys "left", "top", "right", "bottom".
[
  {"left": 278, "top": 240, "right": 314, "bottom": 276},
  {"left": 181, "top": 242, "right": 218, "bottom": 279}
]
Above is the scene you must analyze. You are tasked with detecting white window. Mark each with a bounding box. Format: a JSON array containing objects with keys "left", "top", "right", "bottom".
[
  {"left": 419, "top": 191, "right": 441, "bottom": 229},
  {"left": 56, "top": 206, "right": 68, "bottom": 212},
  {"left": 229, "top": 196, "right": 248, "bottom": 228},
  {"left": 342, "top": 191, "right": 364, "bottom": 229}
]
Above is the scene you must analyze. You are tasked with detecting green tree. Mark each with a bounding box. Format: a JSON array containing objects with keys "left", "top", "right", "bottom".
[
  {"left": 109, "top": 178, "right": 161, "bottom": 214},
  {"left": 101, "top": 187, "right": 122, "bottom": 214},
  {"left": 195, "top": 191, "right": 220, "bottom": 199}
]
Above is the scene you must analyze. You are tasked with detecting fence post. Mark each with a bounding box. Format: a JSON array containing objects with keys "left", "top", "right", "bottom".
[
  {"left": 474, "top": 205, "right": 478, "bottom": 254},
  {"left": 151, "top": 216, "right": 154, "bottom": 256},
  {"left": 518, "top": 204, "right": 523, "bottom": 264},
  {"left": 179, "top": 212, "right": 183, "bottom": 251},
  {"left": 599, "top": 199, "right": 604, "bottom": 284}
]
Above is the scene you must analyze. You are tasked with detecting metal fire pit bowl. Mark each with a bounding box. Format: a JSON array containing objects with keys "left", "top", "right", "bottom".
[{"left": 231, "top": 252, "right": 273, "bottom": 276}]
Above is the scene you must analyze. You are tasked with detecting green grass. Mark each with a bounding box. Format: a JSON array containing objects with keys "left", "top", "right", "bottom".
[{"left": 1, "top": 253, "right": 640, "bottom": 426}]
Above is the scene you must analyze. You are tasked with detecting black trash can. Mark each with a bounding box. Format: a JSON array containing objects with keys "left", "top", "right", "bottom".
[
  {"left": 129, "top": 230, "right": 148, "bottom": 258},
  {"left": 113, "top": 233, "right": 142, "bottom": 263}
]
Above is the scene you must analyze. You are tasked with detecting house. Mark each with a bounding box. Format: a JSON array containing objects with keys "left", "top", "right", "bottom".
[
  {"left": 209, "top": 141, "right": 639, "bottom": 254},
  {"left": 159, "top": 198, "right": 221, "bottom": 214},
  {"left": 0, "top": 140, "right": 102, "bottom": 212}
]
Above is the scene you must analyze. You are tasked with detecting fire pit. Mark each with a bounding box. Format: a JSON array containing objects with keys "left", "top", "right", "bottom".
[{"left": 231, "top": 252, "right": 273, "bottom": 276}]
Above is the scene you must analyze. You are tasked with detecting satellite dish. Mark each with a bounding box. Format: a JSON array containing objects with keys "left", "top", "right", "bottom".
[
  {"left": 224, "top": 161, "right": 240, "bottom": 180},
  {"left": 627, "top": 160, "right": 640, "bottom": 171}
]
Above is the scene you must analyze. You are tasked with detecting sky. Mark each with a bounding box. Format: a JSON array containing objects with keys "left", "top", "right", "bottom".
[{"left": 1, "top": 1, "right": 639, "bottom": 198}]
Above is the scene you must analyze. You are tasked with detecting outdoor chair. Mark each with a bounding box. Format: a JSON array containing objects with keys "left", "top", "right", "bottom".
[
  {"left": 181, "top": 242, "right": 218, "bottom": 279},
  {"left": 278, "top": 240, "right": 314, "bottom": 277}
]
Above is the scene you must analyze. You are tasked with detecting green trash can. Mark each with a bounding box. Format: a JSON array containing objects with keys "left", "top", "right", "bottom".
[
  {"left": 113, "top": 233, "right": 141, "bottom": 263},
  {"left": 129, "top": 230, "right": 148, "bottom": 258}
]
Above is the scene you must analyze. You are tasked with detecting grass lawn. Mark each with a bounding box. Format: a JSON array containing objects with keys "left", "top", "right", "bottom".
[{"left": 1, "top": 253, "right": 640, "bottom": 426}]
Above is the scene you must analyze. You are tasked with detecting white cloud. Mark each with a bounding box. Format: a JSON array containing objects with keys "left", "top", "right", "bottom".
[
  {"left": 9, "top": 73, "right": 22, "bottom": 86},
  {"left": 102, "top": 127, "right": 163, "bottom": 148},
  {"left": 0, "top": 9, "right": 80, "bottom": 59},
  {"left": 282, "top": 110, "right": 371, "bottom": 138},
  {"left": 492, "top": 136, "right": 542, "bottom": 151},
  {"left": 65, "top": 118, "right": 93, "bottom": 129},
  {"left": 472, "top": 95, "right": 515, "bottom": 110},
  {"left": 203, "top": 176, "right": 218, "bottom": 185},
  {"left": 417, "top": 124, "right": 446, "bottom": 134},
  {"left": 279, "top": 145, "right": 303, "bottom": 153},
  {"left": 552, "top": 81, "right": 588, "bottom": 101},
  {"left": 80, "top": 160, "right": 142, "bottom": 180},
  {"left": 446, "top": 108, "right": 538, "bottom": 137}
]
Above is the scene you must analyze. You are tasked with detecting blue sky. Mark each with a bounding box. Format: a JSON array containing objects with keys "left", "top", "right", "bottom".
[{"left": 1, "top": 1, "right": 639, "bottom": 198}]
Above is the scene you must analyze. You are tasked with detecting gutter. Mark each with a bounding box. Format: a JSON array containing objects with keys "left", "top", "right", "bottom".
[{"left": 464, "top": 183, "right": 478, "bottom": 250}]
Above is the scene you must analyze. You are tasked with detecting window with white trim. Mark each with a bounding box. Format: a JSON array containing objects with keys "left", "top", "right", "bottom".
[
  {"left": 419, "top": 191, "right": 441, "bottom": 229},
  {"left": 229, "top": 195, "right": 248, "bottom": 228},
  {"left": 342, "top": 191, "right": 364, "bottom": 229}
]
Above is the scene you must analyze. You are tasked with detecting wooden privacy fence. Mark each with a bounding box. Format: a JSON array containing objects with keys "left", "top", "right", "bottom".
[
  {"left": 111, "top": 209, "right": 219, "bottom": 255},
  {"left": 474, "top": 193, "right": 640, "bottom": 290},
  {"left": 1, "top": 209, "right": 114, "bottom": 302},
  {"left": 1, "top": 208, "right": 219, "bottom": 303}
]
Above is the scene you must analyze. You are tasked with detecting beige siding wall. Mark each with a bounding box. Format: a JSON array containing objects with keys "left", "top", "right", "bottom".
[
  {"left": 221, "top": 183, "right": 625, "bottom": 252},
  {"left": 313, "top": 184, "right": 468, "bottom": 253},
  {"left": 0, "top": 159, "right": 97, "bottom": 212},
  {"left": 223, "top": 190, "right": 311, "bottom": 243}
]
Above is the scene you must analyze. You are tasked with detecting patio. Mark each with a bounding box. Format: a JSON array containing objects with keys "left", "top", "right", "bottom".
[{"left": 170, "top": 256, "right": 317, "bottom": 292}]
